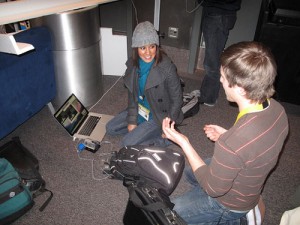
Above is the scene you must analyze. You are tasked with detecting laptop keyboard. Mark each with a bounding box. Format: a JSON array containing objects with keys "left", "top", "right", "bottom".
[{"left": 78, "top": 116, "right": 100, "bottom": 136}]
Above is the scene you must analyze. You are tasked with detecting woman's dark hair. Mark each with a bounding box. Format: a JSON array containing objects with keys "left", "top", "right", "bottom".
[{"left": 132, "top": 45, "right": 164, "bottom": 68}]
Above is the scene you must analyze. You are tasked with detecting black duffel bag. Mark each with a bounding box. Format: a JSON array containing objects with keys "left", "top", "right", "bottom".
[{"left": 108, "top": 145, "right": 185, "bottom": 196}]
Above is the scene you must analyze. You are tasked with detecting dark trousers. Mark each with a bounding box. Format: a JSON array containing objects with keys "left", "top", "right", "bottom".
[{"left": 200, "top": 8, "right": 237, "bottom": 105}]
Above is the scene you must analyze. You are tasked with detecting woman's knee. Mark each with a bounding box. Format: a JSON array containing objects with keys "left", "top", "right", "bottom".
[{"left": 106, "top": 120, "right": 117, "bottom": 135}]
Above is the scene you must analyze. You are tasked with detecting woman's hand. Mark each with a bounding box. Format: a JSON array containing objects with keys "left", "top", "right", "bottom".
[
  {"left": 203, "top": 125, "right": 227, "bottom": 142},
  {"left": 128, "top": 124, "right": 137, "bottom": 132}
]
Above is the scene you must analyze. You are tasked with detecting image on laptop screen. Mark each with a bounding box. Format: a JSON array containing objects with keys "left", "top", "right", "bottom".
[{"left": 54, "top": 94, "right": 88, "bottom": 135}]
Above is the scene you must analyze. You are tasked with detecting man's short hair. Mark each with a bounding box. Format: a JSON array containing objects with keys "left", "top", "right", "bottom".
[{"left": 221, "top": 41, "right": 277, "bottom": 103}]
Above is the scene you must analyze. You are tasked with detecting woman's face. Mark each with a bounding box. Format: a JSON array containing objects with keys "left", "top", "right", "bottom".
[{"left": 138, "top": 44, "right": 157, "bottom": 63}]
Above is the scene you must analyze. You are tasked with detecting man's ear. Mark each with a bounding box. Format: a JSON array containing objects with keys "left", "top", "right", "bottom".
[{"left": 235, "top": 86, "right": 247, "bottom": 97}]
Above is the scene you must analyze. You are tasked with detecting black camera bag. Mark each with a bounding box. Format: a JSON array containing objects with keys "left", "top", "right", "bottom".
[{"left": 108, "top": 145, "right": 185, "bottom": 196}]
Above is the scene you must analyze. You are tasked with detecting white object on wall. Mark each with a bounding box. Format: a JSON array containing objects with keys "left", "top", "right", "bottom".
[{"left": 100, "top": 27, "right": 127, "bottom": 76}]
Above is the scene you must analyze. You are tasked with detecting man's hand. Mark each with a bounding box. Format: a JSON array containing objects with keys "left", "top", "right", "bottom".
[
  {"left": 162, "top": 117, "right": 189, "bottom": 147},
  {"left": 203, "top": 125, "right": 227, "bottom": 142},
  {"left": 163, "top": 117, "right": 206, "bottom": 171}
]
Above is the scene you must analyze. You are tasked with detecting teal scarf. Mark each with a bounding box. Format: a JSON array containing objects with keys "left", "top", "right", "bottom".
[{"left": 137, "top": 58, "right": 154, "bottom": 124}]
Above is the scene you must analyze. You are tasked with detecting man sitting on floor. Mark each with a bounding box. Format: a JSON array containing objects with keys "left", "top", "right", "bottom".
[{"left": 162, "top": 41, "right": 289, "bottom": 224}]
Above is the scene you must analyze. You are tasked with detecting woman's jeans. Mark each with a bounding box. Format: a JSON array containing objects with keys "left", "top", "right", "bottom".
[
  {"left": 200, "top": 8, "right": 237, "bottom": 105},
  {"left": 172, "top": 165, "right": 247, "bottom": 225},
  {"left": 106, "top": 110, "right": 170, "bottom": 147}
]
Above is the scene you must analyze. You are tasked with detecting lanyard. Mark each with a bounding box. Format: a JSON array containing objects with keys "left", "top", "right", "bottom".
[{"left": 235, "top": 99, "right": 269, "bottom": 124}]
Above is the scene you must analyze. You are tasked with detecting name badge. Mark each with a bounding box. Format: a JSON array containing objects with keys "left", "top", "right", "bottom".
[{"left": 138, "top": 103, "right": 150, "bottom": 121}]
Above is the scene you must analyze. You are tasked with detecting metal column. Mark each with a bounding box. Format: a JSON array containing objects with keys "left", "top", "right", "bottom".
[{"left": 32, "top": 6, "right": 103, "bottom": 110}]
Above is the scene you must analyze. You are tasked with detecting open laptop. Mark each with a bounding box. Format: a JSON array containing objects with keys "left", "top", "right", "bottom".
[{"left": 54, "top": 93, "right": 114, "bottom": 143}]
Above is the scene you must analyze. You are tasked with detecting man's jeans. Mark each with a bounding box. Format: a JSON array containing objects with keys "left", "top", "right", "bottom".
[
  {"left": 200, "top": 8, "right": 237, "bottom": 105},
  {"left": 172, "top": 165, "right": 247, "bottom": 225},
  {"left": 106, "top": 110, "right": 170, "bottom": 147}
]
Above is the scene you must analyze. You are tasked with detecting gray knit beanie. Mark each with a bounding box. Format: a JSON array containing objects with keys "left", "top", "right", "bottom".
[{"left": 132, "top": 21, "right": 159, "bottom": 48}]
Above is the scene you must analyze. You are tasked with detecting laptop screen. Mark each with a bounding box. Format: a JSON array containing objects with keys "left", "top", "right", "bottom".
[{"left": 54, "top": 94, "right": 88, "bottom": 135}]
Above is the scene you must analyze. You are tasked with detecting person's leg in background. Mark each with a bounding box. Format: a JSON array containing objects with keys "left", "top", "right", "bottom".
[{"left": 200, "top": 9, "right": 237, "bottom": 106}]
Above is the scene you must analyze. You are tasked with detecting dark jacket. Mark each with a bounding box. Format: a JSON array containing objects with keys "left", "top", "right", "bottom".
[
  {"left": 202, "top": 0, "right": 241, "bottom": 13},
  {"left": 123, "top": 54, "right": 184, "bottom": 126}
]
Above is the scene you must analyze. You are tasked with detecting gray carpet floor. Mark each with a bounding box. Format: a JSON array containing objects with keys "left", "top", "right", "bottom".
[{"left": 1, "top": 75, "right": 299, "bottom": 225}]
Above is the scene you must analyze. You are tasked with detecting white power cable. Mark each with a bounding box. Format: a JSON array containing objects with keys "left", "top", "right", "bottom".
[{"left": 89, "top": 74, "right": 124, "bottom": 111}]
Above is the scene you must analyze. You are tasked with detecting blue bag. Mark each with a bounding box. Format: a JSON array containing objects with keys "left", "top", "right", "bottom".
[
  {"left": 0, "top": 137, "right": 53, "bottom": 215},
  {"left": 0, "top": 158, "right": 34, "bottom": 224}
]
